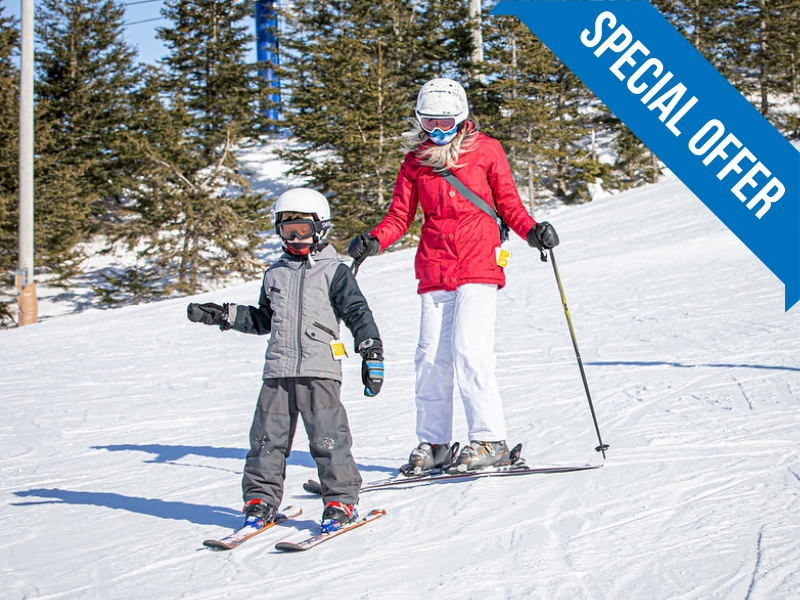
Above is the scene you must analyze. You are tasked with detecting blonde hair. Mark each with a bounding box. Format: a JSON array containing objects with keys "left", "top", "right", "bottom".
[{"left": 400, "top": 119, "right": 479, "bottom": 171}]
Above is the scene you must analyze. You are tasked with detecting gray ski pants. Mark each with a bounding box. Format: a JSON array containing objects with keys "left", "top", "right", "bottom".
[{"left": 242, "top": 377, "right": 362, "bottom": 507}]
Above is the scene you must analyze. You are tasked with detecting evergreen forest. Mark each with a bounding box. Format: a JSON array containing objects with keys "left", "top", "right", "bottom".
[{"left": 1, "top": 0, "right": 799, "bottom": 323}]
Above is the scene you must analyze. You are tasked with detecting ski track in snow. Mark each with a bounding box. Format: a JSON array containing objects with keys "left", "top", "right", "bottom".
[{"left": 2, "top": 169, "right": 800, "bottom": 599}]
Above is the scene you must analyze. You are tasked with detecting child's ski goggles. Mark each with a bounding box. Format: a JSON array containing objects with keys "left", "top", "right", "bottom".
[
  {"left": 418, "top": 116, "right": 458, "bottom": 133},
  {"left": 276, "top": 219, "right": 325, "bottom": 241}
]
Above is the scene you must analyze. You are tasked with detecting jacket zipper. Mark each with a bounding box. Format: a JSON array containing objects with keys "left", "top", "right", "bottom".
[{"left": 295, "top": 260, "right": 307, "bottom": 375}]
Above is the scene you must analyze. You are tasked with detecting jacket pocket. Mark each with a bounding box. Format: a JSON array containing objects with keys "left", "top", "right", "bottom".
[{"left": 305, "top": 321, "right": 337, "bottom": 344}]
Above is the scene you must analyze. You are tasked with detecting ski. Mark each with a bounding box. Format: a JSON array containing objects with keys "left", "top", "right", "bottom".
[
  {"left": 359, "top": 463, "right": 602, "bottom": 491},
  {"left": 304, "top": 461, "right": 601, "bottom": 494},
  {"left": 275, "top": 509, "right": 387, "bottom": 552},
  {"left": 203, "top": 505, "right": 302, "bottom": 550}
]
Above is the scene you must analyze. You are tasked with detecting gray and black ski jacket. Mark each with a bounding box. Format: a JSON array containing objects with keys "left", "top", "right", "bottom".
[{"left": 230, "top": 244, "right": 380, "bottom": 382}]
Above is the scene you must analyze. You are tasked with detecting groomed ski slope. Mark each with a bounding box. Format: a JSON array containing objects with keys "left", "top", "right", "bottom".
[{"left": 2, "top": 170, "right": 799, "bottom": 600}]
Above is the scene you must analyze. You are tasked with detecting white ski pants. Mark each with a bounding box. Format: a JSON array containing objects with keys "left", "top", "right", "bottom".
[{"left": 414, "top": 283, "right": 507, "bottom": 444}]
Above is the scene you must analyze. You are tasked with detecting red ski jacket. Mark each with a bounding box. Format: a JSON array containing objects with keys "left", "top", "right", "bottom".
[{"left": 371, "top": 128, "right": 537, "bottom": 294}]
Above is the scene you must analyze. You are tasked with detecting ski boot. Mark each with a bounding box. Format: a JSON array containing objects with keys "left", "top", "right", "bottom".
[
  {"left": 320, "top": 501, "right": 358, "bottom": 534},
  {"left": 445, "top": 441, "right": 511, "bottom": 473},
  {"left": 243, "top": 498, "right": 278, "bottom": 528},
  {"left": 399, "top": 442, "right": 457, "bottom": 476}
]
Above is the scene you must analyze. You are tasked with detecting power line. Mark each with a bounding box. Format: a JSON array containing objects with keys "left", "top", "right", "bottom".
[
  {"left": 124, "top": 16, "right": 166, "bottom": 26},
  {"left": 123, "top": 0, "right": 162, "bottom": 6}
]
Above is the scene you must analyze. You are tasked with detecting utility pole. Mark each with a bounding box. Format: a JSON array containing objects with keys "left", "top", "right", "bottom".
[{"left": 17, "top": 0, "right": 38, "bottom": 326}]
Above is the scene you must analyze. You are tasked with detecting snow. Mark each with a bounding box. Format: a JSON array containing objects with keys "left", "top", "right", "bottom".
[{"left": 3, "top": 152, "right": 800, "bottom": 599}]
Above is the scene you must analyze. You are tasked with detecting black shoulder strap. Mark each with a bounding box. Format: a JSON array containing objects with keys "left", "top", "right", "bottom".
[
  {"left": 439, "top": 169, "right": 498, "bottom": 220},
  {"left": 438, "top": 169, "right": 506, "bottom": 238},
  {"left": 436, "top": 169, "right": 508, "bottom": 244}
]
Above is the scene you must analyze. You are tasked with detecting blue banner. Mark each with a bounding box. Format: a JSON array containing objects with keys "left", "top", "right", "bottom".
[{"left": 492, "top": 1, "right": 800, "bottom": 310}]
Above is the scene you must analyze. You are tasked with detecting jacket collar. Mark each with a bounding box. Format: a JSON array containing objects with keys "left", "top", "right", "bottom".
[{"left": 278, "top": 242, "right": 338, "bottom": 268}]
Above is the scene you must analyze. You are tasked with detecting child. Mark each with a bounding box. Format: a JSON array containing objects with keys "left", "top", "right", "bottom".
[{"left": 187, "top": 187, "right": 384, "bottom": 533}]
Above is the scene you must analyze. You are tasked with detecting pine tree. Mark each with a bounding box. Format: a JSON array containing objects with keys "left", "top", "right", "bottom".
[
  {"left": 723, "top": 0, "right": 800, "bottom": 126},
  {"left": 782, "top": 2, "right": 800, "bottom": 137},
  {"left": 484, "top": 14, "right": 605, "bottom": 206},
  {"left": 158, "top": 0, "right": 266, "bottom": 160},
  {"left": 614, "top": 125, "right": 658, "bottom": 187},
  {"left": 277, "top": 0, "right": 475, "bottom": 244},
  {"left": 34, "top": 0, "right": 144, "bottom": 280},
  {"left": 109, "top": 69, "right": 269, "bottom": 296},
  {"left": 650, "top": 0, "right": 734, "bottom": 72},
  {"left": 105, "top": 0, "right": 270, "bottom": 297},
  {"left": 0, "top": 6, "right": 19, "bottom": 324}
]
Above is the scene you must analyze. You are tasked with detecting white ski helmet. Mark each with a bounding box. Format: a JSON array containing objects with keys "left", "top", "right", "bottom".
[
  {"left": 272, "top": 187, "right": 332, "bottom": 255},
  {"left": 272, "top": 187, "right": 331, "bottom": 222},
  {"left": 414, "top": 78, "right": 470, "bottom": 124}
]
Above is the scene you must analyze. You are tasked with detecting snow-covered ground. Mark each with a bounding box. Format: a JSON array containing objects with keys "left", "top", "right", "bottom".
[{"left": 2, "top": 157, "right": 799, "bottom": 599}]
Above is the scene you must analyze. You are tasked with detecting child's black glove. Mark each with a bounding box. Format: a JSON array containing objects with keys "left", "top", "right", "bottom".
[
  {"left": 347, "top": 233, "right": 380, "bottom": 260},
  {"left": 187, "top": 302, "right": 234, "bottom": 331},
  {"left": 358, "top": 339, "right": 384, "bottom": 397},
  {"left": 527, "top": 222, "right": 560, "bottom": 251}
]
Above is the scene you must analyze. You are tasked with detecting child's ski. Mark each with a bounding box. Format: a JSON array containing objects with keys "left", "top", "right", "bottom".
[
  {"left": 275, "top": 509, "right": 386, "bottom": 552},
  {"left": 203, "top": 505, "right": 302, "bottom": 550}
]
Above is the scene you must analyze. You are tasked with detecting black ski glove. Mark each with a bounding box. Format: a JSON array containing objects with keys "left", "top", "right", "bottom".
[
  {"left": 527, "top": 222, "right": 560, "bottom": 251},
  {"left": 347, "top": 233, "right": 380, "bottom": 261},
  {"left": 358, "top": 339, "right": 384, "bottom": 397},
  {"left": 187, "top": 302, "right": 234, "bottom": 331}
]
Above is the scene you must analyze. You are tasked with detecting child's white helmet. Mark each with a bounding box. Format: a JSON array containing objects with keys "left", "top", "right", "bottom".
[
  {"left": 414, "top": 78, "right": 469, "bottom": 123},
  {"left": 272, "top": 187, "right": 331, "bottom": 222},
  {"left": 272, "top": 188, "right": 332, "bottom": 256}
]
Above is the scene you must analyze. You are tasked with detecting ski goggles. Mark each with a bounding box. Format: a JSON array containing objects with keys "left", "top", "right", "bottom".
[
  {"left": 418, "top": 116, "right": 458, "bottom": 133},
  {"left": 276, "top": 219, "right": 323, "bottom": 241}
]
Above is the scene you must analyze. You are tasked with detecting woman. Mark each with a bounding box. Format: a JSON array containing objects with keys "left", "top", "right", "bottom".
[{"left": 348, "top": 78, "right": 559, "bottom": 474}]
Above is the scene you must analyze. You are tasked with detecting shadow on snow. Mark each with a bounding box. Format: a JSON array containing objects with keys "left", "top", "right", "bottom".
[
  {"left": 587, "top": 360, "right": 800, "bottom": 372},
  {"left": 91, "top": 443, "right": 395, "bottom": 474},
  {"left": 12, "top": 488, "right": 241, "bottom": 527}
]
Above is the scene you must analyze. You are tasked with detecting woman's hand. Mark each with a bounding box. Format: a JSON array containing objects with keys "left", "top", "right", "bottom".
[
  {"left": 347, "top": 233, "right": 380, "bottom": 260},
  {"left": 527, "top": 222, "right": 560, "bottom": 250}
]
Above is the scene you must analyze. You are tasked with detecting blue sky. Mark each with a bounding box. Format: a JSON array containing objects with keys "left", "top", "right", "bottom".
[{"left": 4, "top": 0, "right": 258, "bottom": 66}]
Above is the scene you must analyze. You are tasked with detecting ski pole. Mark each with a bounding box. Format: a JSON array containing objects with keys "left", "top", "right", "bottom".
[
  {"left": 548, "top": 248, "right": 609, "bottom": 459},
  {"left": 350, "top": 254, "right": 367, "bottom": 277}
]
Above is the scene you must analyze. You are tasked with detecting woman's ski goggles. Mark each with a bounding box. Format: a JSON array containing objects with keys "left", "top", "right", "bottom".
[
  {"left": 418, "top": 116, "right": 458, "bottom": 133},
  {"left": 276, "top": 219, "right": 322, "bottom": 241}
]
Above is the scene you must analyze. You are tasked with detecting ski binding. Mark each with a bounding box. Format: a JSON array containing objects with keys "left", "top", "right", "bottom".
[
  {"left": 203, "top": 505, "right": 302, "bottom": 550},
  {"left": 275, "top": 509, "right": 386, "bottom": 552}
]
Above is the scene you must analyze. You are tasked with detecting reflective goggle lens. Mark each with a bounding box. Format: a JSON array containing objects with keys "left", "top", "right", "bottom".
[
  {"left": 419, "top": 116, "right": 457, "bottom": 133},
  {"left": 277, "top": 219, "right": 316, "bottom": 240}
]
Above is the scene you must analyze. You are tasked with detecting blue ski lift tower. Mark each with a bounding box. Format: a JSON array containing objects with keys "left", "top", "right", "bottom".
[{"left": 255, "top": 0, "right": 280, "bottom": 120}]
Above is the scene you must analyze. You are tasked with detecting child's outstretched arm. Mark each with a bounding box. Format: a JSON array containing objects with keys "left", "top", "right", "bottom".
[
  {"left": 227, "top": 284, "right": 273, "bottom": 335},
  {"left": 187, "top": 277, "right": 273, "bottom": 335}
]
